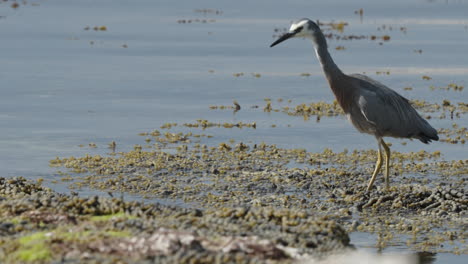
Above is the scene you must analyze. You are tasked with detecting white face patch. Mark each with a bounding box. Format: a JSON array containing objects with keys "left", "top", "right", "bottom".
[{"left": 289, "top": 20, "right": 308, "bottom": 33}]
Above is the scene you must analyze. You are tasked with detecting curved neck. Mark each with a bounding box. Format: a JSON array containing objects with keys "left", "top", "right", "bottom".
[
  {"left": 312, "top": 32, "right": 344, "bottom": 80},
  {"left": 311, "top": 31, "right": 353, "bottom": 113}
]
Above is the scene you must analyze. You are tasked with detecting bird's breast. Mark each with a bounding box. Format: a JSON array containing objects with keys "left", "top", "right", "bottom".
[{"left": 327, "top": 80, "right": 354, "bottom": 113}]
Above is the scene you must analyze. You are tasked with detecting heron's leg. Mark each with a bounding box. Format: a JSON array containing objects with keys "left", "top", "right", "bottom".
[
  {"left": 380, "top": 139, "right": 391, "bottom": 190},
  {"left": 366, "top": 142, "right": 383, "bottom": 192}
]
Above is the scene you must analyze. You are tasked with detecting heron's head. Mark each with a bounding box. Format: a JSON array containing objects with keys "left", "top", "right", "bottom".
[{"left": 270, "top": 18, "right": 321, "bottom": 47}]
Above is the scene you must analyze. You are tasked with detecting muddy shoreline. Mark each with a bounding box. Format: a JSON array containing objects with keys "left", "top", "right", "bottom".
[
  {"left": 1, "top": 132, "right": 466, "bottom": 262},
  {"left": 0, "top": 177, "right": 351, "bottom": 263}
]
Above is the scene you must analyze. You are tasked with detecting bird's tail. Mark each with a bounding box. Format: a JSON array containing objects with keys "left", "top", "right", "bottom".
[
  {"left": 418, "top": 133, "right": 439, "bottom": 144},
  {"left": 417, "top": 121, "right": 439, "bottom": 144}
]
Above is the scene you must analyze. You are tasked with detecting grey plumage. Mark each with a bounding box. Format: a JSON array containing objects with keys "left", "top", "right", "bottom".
[
  {"left": 270, "top": 18, "right": 439, "bottom": 191},
  {"left": 347, "top": 73, "right": 439, "bottom": 143}
]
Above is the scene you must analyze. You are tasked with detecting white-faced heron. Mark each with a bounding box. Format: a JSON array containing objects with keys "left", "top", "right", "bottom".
[{"left": 270, "top": 18, "right": 439, "bottom": 191}]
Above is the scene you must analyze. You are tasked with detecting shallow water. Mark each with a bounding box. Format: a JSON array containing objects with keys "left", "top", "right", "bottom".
[{"left": 1, "top": 0, "right": 466, "bottom": 262}]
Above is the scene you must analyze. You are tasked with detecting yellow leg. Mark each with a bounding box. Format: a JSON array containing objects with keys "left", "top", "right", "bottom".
[
  {"left": 381, "top": 139, "right": 391, "bottom": 190},
  {"left": 366, "top": 145, "right": 383, "bottom": 192}
]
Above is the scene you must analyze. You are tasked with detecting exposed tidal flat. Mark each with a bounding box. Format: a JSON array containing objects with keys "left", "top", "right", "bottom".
[
  {"left": 5, "top": 101, "right": 468, "bottom": 262},
  {"left": 1, "top": 0, "right": 467, "bottom": 263},
  {"left": 0, "top": 133, "right": 466, "bottom": 262},
  {"left": 1, "top": 152, "right": 467, "bottom": 263},
  {"left": 0, "top": 177, "right": 349, "bottom": 263}
]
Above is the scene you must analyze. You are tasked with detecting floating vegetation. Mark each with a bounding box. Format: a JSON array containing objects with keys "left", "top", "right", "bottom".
[
  {"left": 325, "top": 33, "right": 367, "bottom": 41},
  {"left": 376, "top": 24, "right": 407, "bottom": 34},
  {"left": 232, "top": 72, "right": 264, "bottom": 78},
  {"left": 83, "top": 26, "right": 107, "bottom": 31},
  {"left": 233, "top": 100, "right": 241, "bottom": 111},
  {"left": 193, "top": 9, "right": 223, "bottom": 15},
  {"left": 318, "top": 21, "right": 349, "bottom": 33},
  {"left": 272, "top": 20, "right": 391, "bottom": 45},
  {"left": 108, "top": 141, "right": 116, "bottom": 151},
  {"left": 281, "top": 101, "right": 344, "bottom": 119},
  {"left": 160, "top": 122, "right": 177, "bottom": 129},
  {"left": 375, "top": 71, "right": 390, "bottom": 75},
  {"left": 254, "top": 99, "right": 467, "bottom": 143},
  {"left": 137, "top": 130, "right": 212, "bottom": 145},
  {"left": 354, "top": 8, "right": 364, "bottom": 17},
  {"left": 252, "top": 73, "right": 262, "bottom": 78},
  {"left": 271, "top": 99, "right": 466, "bottom": 120},
  {"left": 209, "top": 100, "right": 241, "bottom": 112},
  {"left": 177, "top": 19, "right": 216, "bottom": 24},
  {"left": 209, "top": 105, "right": 232, "bottom": 110},
  {"left": 422, "top": 75, "right": 432, "bottom": 80},
  {"left": 410, "top": 100, "right": 467, "bottom": 120},
  {"left": 96, "top": 26, "right": 107, "bottom": 31},
  {"left": 335, "top": 46, "right": 346, "bottom": 50},
  {"left": 182, "top": 119, "right": 256, "bottom": 130},
  {"left": 158, "top": 132, "right": 191, "bottom": 144},
  {"left": 429, "top": 83, "right": 464, "bottom": 91},
  {"left": 264, "top": 101, "right": 273, "bottom": 112},
  {"left": 438, "top": 123, "right": 467, "bottom": 144},
  {"left": 369, "top": 35, "right": 391, "bottom": 42}
]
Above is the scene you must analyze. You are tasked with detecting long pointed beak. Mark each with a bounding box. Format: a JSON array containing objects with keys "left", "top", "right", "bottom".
[{"left": 270, "top": 32, "right": 295, "bottom": 47}]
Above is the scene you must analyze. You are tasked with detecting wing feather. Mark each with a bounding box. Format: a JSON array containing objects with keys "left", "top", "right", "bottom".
[{"left": 350, "top": 74, "right": 429, "bottom": 139}]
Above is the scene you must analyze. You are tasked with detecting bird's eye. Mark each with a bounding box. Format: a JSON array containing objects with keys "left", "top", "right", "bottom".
[{"left": 294, "top": 26, "right": 303, "bottom": 33}]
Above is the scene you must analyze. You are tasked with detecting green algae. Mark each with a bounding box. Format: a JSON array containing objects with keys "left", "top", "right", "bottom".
[
  {"left": 8, "top": 217, "right": 23, "bottom": 225},
  {"left": 3, "top": 223, "right": 132, "bottom": 263},
  {"left": 13, "top": 231, "right": 52, "bottom": 263},
  {"left": 15, "top": 244, "right": 52, "bottom": 263},
  {"left": 58, "top": 228, "right": 131, "bottom": 241},
  {"left": 102, "top": 230, "right": 132, "bottom": 238},
  {"left": 90, "top": 212, "right": 137, "bottom": 222}
]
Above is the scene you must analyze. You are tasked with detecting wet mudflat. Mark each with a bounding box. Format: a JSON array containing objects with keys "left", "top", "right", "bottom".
[
  {"left": 1, "top": 134, "right": 466, "bottom": 262},
  {"left": 0, "top": 0, "right": 467, "bottom": 263},
  {"left": 0, "top": 177, "right": 351, "bottom": 263}
]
